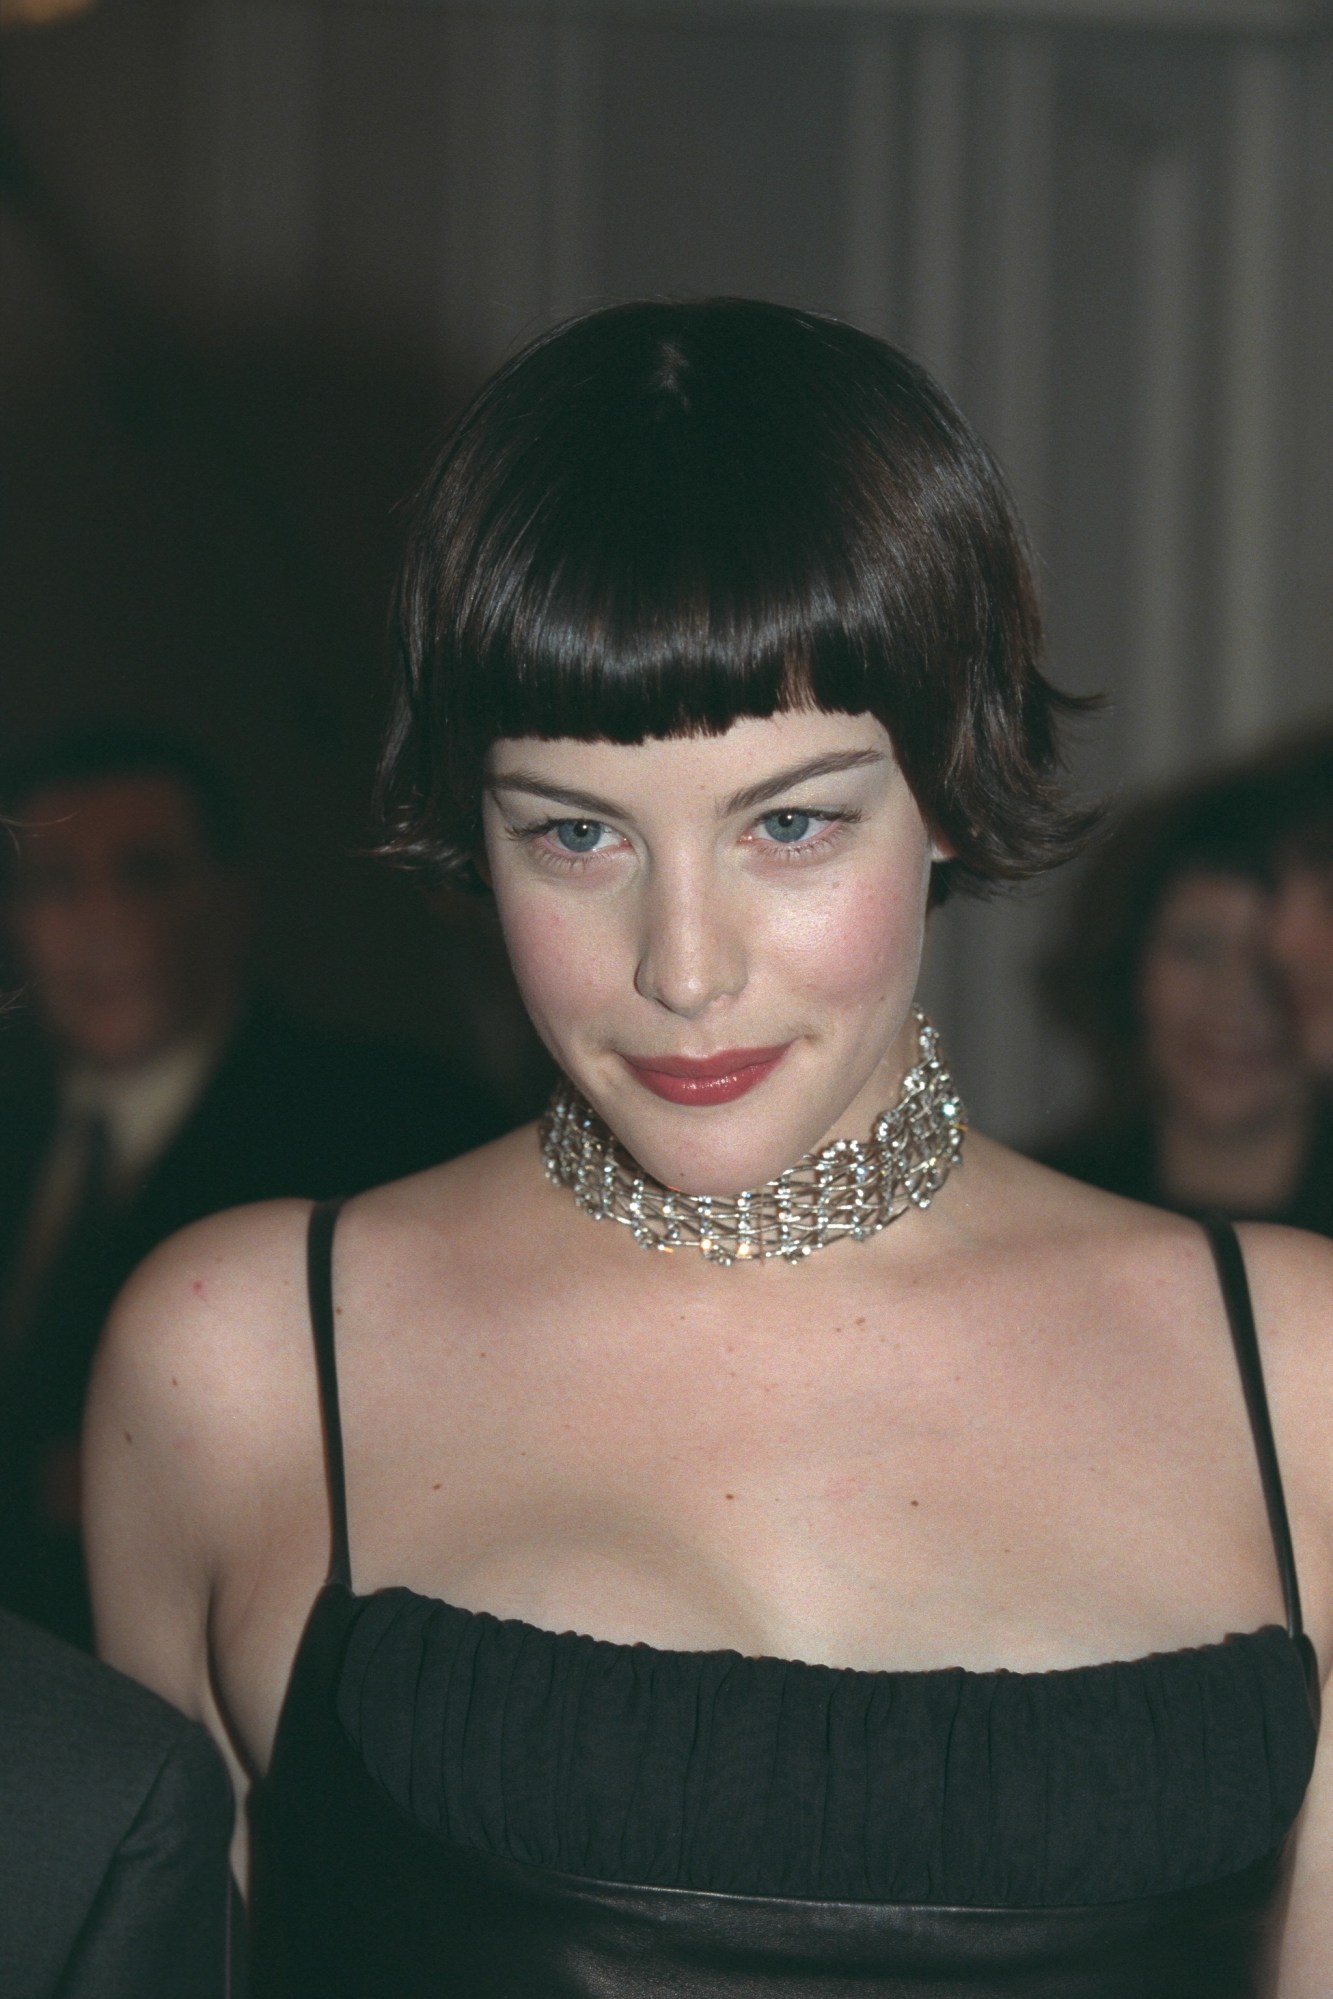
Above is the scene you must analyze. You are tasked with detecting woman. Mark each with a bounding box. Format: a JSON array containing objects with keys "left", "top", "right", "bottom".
[
  {"left": 82, "top": 301, "right": 1333, "bottom": 1996},
  {"left": 1043, "top": 779, "right": 1333, "bottom": 1230}
]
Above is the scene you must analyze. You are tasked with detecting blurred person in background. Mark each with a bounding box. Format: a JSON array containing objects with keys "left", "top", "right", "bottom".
[
  {"left": 1256, "top": 728, "right": 1333, "bottom": 1085},
  {"left": 0, "top": 723, "right": 506, "bottom": 1647},
  {"left": 1041, "top": 772, "right": 1333, "bottom": 1230},
  {"left": 0, "top": 739, "right": 241, "bottom": 1996}
]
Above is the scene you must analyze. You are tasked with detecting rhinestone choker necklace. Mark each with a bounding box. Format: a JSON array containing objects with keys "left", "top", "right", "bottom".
[{"left": 540, "top": 1008, "right": 965, "bottom": 1266}]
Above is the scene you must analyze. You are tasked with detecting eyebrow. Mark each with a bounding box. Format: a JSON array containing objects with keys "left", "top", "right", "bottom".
[
  {"left": 722, "top": 749, "right": 886, "bottom": 816},
  {"left": 486, "top": 748, "right": 888, "bottom": 822}
]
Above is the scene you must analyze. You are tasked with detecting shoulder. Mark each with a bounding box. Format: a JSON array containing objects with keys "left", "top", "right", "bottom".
[
  {"left": 89, "top": 1197, "right": 317, "bottom": 1448},
  {"left": 1221, "top": 1225, "right": 1333, "bottom": 1679},
  {"left": 84, "top": 1198, "right": 322, "bottom": 1615},
  {"left": 86, "top": 1132, "right": 541, "bottom": 1525},
  {"left": 1227, "top": 1221, "right": 1333, "bottom": 1425},
  {"left": 951, "top": 1130, "right": 1202, "bottom": 1274},
  {"left": 1232, "top": 1215, "right": 1333, "bottom": 1316},
  {"left": 83, "top": 1197, "right": 337, "bottom": 1747},
  {"left": 1205, "top": 1221, "right": 1333, "bottom": 1437},
  {"left": 319, "top": 1135, "right": 551, "bottom": 1303},
  {"left": 939, "top": 1134, "right": 1281, "bottom": 1367},
  {"left": 89, "top": 1119, "right": 540, "bottom": 1440}
]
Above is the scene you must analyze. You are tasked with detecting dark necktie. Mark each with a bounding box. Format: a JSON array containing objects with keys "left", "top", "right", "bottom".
[
  {"left": 2, "top": 1112, "right": 114, "bottom": 1381},
  {"left": 0, "top": 1114, "right": 113, "bottom": 1642}
]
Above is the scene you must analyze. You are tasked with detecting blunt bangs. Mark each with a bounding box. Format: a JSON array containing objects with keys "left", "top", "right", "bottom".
[{"left": 378, "top": 298, "right": 1094, "bottom": 898}]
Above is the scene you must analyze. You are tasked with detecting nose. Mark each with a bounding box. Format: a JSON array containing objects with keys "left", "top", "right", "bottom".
[
  {"left": 74, "top": 877, "right": 153, "bottom": 952},
  {"left": 633, "top": 864, "right": 747, "bottom": 1019}
]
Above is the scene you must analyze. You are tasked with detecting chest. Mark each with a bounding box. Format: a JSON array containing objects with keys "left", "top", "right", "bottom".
[{"left": 328, "top": 1269, "right": 1283, "bottom": 1675}]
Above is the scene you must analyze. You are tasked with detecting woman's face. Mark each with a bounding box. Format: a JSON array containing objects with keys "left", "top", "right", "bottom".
[
  {"left": 484, "top": 709, "right": 939, "bottom": 1195},
  {"left": 1138, "top": 869, "right": 1304, "bottom": 1137}
]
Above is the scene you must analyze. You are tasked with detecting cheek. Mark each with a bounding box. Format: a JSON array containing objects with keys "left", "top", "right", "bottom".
[
  {"left": 1139, "top": 959, "right": 1195, "bottom": 1041},
  {"left": 765, "top": 866, "right": 924, "bottom": 1010},
  {"left": 110, "top": 907, "right": 177, "bottom": 976},
  {"left": 493, "top": 885, "right": 618, "bottom": 1047},
  {"left": 16, "top": 908, "right": 77, "bottom": 974}
]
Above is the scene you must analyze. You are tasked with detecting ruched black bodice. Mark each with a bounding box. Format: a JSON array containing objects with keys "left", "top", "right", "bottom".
[
  {"left": 335, "top": 1591, "right": 1312, "bottom": 1909},
  {"left": 249, "top": 1207, "right": 1320, "bottom": 1997}
]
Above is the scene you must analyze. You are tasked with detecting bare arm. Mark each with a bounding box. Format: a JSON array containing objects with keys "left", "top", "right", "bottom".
[
  {"left": 1279, "top": 1720, "right": 1333, "bottom": 1994},
  {"left": 82, "top": 1199, "right": 319, "bottom": 1878},
  {"left": 1235, "top": 1224, "right": 1333, "bottom": 1994}
]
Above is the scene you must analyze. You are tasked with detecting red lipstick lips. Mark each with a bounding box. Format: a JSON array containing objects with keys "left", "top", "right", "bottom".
[{"left": 623, "top": 1044, "right": 790, "bottom": 1105}]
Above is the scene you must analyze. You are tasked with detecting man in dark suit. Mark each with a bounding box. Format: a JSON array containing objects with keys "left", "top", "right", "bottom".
[
  {"left": 0, "top": 724, "right": 505, "bottom": 1644},
  {"left": 0, "top": 1607, "right": 238, "bottom": 1998}
]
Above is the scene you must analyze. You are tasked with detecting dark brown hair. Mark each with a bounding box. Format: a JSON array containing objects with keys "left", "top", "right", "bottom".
[
  {"left": 1041, "top": 772, "right": 1278, "bottom": 1103},
  {"left": 377, "top": 297, "right": 1094, "bottom": 901},
  {"left": 1242, "top": 722, "right": 1333, "bottom": 871},
  {"left": 3, "top": 722, "right": 243, "bottom": 868}
]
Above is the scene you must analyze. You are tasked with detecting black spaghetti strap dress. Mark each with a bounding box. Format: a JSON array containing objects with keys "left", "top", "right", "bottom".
[{"left": 249, "top": 1206, "right": 1320, "bottom": 1997}]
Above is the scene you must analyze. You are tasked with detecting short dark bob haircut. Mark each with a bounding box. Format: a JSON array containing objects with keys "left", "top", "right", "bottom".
[{"left": 377, "top": 297, "right": 1094, "bottom": 902}]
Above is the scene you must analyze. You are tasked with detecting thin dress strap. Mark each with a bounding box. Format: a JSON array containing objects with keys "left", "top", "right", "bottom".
[
  {"left": 1201, "top": 1216, "right": 1320, "bottom": 1714},
  {"left": 306, "top": 1197, "right": 352, "bottom": 1590}
]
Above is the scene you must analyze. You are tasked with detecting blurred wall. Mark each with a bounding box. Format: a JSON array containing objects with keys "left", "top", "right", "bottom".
[{"left": 1, "top": 0, "right": 1330, "bottom": 1139}]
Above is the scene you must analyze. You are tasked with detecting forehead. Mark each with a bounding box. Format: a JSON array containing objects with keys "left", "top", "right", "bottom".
[
  {"left": 16, "top": 775, "right": 206, "bottom": 862},
  {"left": 486, "top": 709, "right": 895, "bottom": 802},
  {"left": 1276, "top": 845, "right": 1333, "bottom": 887},
  {"left": 1152, "top": 869, "right": 1269, "bottom": 927}
]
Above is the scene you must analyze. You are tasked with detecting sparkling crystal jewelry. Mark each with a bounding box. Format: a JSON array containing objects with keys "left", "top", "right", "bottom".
[{"left": 540, "top": 1008, "right": 965, "bottom": 1266}]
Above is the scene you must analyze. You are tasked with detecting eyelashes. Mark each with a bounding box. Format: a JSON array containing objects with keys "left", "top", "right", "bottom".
[
  {"left": 503, "top": 817, "right": 623, "bottom": 873},
  {"left": 752, "top": 809, "right": 859, "bottom": 857},
  {"left": 505, "top": 808, "right": 862, "bottom": 875}
]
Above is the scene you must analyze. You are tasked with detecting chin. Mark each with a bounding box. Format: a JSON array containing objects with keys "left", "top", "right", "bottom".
[
  {"left": 595, "top": 1098, "right": 844, "bottom": 1199},
  {"left": 64, "top": 1013, "right": 173, "bottom": 1072}
]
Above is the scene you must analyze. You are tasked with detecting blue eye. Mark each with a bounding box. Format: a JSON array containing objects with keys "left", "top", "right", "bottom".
[
  {"left": 761, "top": 810, "right": 814, "bottom": 844},
  {"left": 554, "top": 819, "right": 605, "bottom": 853}
]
